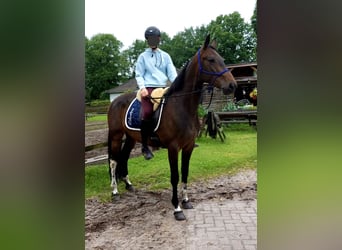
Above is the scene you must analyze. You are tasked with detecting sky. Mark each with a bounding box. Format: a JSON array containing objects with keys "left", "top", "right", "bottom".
[{"left": 85, "top": 0, "right": 256, "bottom": 49}]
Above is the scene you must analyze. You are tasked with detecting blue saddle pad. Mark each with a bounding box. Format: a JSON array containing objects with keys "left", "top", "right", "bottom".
[
  {"left": 125, "top": 98, "right": 141, "bottom": 130},
  {"left": 125, "top": 98, "right": 164, "bottom": 131}
]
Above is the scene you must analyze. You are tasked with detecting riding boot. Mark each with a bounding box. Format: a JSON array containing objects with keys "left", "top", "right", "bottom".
[{"left": 140, "top": 120, "right": 154, "bottom": 160}]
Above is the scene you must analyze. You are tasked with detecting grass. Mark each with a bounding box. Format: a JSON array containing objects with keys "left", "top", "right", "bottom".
[
  {"left": 85, "top": 114, "right": 108, "bottom": 131},
  {"left": 86, "top": 114, "right": 107, "bottom": 122},
  {"left": 85, "top": 124, "right": 257, "bottom": 201}
]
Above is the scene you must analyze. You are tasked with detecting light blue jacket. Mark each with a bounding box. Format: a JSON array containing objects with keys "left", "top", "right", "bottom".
[{"left": 135, "top": 48, "right": 178, "bottom": 89}]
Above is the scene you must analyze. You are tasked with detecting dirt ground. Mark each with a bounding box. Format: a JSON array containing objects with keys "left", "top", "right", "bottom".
[{"left": 85, "top": 128, "right": 257, "bottom": 249}]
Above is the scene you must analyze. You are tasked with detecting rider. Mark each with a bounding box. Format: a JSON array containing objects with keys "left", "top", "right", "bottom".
[{"left": 135, "top": 26, "right": 178, "bottom": 160}]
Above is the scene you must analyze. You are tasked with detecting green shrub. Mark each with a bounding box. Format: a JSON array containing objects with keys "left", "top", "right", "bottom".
[
  {"left": 89, "top": 99, "right": 110, "bottom": 107},
  {"left": 198, "top": 104, "right": 208, "bottom": 118},
  {"left": 85, "top": 99, "right": 111, "bottom": 114}
]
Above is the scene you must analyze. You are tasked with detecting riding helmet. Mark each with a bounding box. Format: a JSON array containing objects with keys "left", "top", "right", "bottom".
[{"left": 144, "top": 26, "right": 161, "bottom": 39}]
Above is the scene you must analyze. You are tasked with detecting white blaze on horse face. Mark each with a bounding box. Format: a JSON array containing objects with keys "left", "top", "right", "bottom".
[
  {"left": 110, "top": 159, "right": 118, "bottom": 195},
  {"left": 182, "top": 183, "right": 189, "bottom": 202}
]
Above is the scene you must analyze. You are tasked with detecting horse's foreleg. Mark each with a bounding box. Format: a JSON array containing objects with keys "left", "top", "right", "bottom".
[
  {"left": 118, "top": 136, "right": 136, "bottom": 192},
  {"left": 168, "top": 146, "right": 186, "bottom": 221},
  {"left": 181, "top": 148, "right": 194, "bottom": 209}
]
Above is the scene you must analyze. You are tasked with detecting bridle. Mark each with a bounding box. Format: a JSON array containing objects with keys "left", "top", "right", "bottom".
[
  {"left": 197, "top": 47, "right": 230, "bottom": 108},
  {"left": 197, "top": 48, "right": 229, "bottom": 86}
]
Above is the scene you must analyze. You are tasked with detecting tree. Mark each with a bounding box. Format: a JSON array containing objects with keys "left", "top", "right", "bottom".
[
  {"left": 161, "top": 13, "right": 257, "bottom": 68},
  {"left": 85, "top": 34, "right": 128, "bottom": 101},
  {"left": 250, "top": 2, "right": 257, "bottom": 61},
  {"left": 162, "top": 26, "right": 208, "bottom": 69},
  {"left": 207, "top": 12, "right": 256, "bottom": 63},
  {"left": 251, "top": 2, "right": 257, "bottom": 35},
  {"left": 122, "top": 39, "right": 146, "bottom": 79}
]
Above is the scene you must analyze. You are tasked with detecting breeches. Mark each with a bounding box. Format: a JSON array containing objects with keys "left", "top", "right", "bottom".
[{"left": 141, "top": 87, "right": 154, "bottom": 120}]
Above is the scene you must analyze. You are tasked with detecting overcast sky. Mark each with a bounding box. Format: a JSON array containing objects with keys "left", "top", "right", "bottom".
[{"left": 85, "top": 0, "right": 256, "bottom": 49}]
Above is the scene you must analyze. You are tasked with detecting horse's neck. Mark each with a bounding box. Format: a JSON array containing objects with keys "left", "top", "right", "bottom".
[{"left": 177, "top": 69, "right": 203, "bottom": 115}]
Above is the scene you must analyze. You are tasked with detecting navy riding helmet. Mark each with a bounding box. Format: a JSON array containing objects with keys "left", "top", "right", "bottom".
[{"left": 145, "top": 26, "right": 161, "bottom": 47}]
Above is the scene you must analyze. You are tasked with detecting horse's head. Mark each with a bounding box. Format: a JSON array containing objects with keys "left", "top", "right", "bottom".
[{"left": 196, "top": 34, "right": 237, "bottom": 95}]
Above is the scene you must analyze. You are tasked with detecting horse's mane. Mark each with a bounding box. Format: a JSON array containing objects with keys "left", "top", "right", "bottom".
[{"left": 165, "top": 60, "right": 190, "bottom": 96}]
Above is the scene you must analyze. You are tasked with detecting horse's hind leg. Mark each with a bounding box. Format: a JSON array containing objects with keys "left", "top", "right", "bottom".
[
  {"left": 108, "top": 133, "right": 136, "bottom": 199},
  {"left": 109, "top": 159, "right": 119, "bottom": 200},
  {"left": 108, "top": 131, "right": 123, "bottom": 199},
  {"left": 117, "top": 135, "right": 136, "bottom": 191}
]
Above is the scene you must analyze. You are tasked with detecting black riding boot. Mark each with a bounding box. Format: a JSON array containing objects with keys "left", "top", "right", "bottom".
[{"left": 140, "top": 120, "right": 154, "bottom": 160}]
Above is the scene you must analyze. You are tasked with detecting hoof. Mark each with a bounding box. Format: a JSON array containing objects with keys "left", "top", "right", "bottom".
[
  {"left": 143, "top": 153, "right": 154, "bottom": 160},
  {"left": 126, "top": 184, "right": 135, "bottom": 192},
  {"left": 111, "top": 193, "right": 120, "bottom": 202},
  {"left": 142, "top": 148, "right": 154, "bottom": 160},
  {"left": 174, "top": 211, "right": 186, "bottom": 221},
  {"left": 182, "top": 200, "right": 194, "bottom": 209}
]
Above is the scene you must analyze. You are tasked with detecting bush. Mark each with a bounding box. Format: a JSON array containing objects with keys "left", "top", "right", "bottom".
[
  {"left": 197, "top": 104, "right": 208, "bottom": 118},
  {"left": 89, "top": 99, "right": 110, "bottom": 107}
]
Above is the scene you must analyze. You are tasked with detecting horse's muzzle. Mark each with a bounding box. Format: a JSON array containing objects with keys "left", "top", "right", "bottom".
[{"left": 222, "top": 82, "right": 237, "bottom": 95}]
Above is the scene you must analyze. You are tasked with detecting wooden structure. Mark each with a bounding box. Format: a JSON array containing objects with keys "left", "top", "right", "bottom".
[
  {"left": 229, "top": 62, "right": 257, "bottom": 106},
  {"left": 201, "top": 62, "right": 257, "bottom": 111},
  {"left": 200, "top": 62, "right": 258, "bottom": 136},
  {"left": 216, "top": 110, "right": 257, "bottom": 126}
]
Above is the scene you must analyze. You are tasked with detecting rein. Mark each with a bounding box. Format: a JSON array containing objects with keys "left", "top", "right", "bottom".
[{"left": 149, "top": 88, "right": 203, "bottom": 100}]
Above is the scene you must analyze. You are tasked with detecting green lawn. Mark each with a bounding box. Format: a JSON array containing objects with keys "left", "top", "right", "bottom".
[
  {"left": 85, "top": 124, "right": 257, "bottom": 201},
  {"left": 86, "top": 114, "right": 107, "bottom": 122}
]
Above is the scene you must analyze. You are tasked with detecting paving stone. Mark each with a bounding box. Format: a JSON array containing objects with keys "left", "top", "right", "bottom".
[{"left": 184, "top": 200, "right": 257, "bottom": 250}]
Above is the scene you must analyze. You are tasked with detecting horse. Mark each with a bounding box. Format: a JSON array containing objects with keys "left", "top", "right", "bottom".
[{"left": 107, "top": 34, "right": 237, "bottom": 220}]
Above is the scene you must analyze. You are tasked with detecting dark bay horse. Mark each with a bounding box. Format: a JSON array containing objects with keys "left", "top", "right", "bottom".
[{"left": 107, "top": 35, "right": 237, "bottom": 220}]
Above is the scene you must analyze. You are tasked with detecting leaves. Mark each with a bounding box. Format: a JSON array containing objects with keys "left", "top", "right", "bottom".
[{"left": 85, "top": 34, "right": 128, "bottom": 101}]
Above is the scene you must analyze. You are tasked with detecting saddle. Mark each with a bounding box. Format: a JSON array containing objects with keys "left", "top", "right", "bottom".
[{"left": 136, "top": 87, "right": 169, "bottom": 111}]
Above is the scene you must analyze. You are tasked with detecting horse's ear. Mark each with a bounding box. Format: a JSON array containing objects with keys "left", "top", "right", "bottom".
[
  {"left": 204, "top": 34, "right": 210, "bottom": 49},
  {"left": 210, "top": 39, "right": 217, "bottom": 49}
]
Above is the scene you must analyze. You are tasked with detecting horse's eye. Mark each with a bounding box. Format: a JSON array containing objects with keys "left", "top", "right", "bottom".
[{"left": 208, "top": 58, "right": 215, "bottom": 63}]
